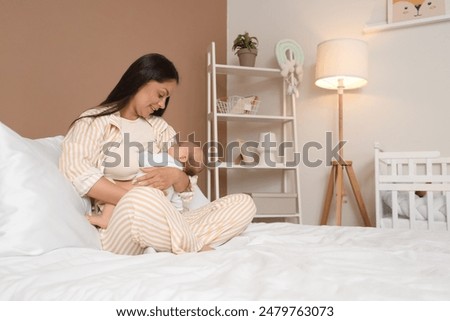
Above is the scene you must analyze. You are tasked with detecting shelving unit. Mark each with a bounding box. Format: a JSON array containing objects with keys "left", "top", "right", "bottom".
[
  {"left": 206, "top": 42, "right": 302, "bottom": 222},
  {"left": 363, "top": 14, "right": 450, "bottom": 33}
]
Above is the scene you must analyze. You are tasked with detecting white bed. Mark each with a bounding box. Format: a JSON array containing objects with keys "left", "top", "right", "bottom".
[
  {"left": 2, "top": 123, "right": 450, "bottom": 301},
  {"left": 1, "top": 222, "right": 450, "bottom": 300}
]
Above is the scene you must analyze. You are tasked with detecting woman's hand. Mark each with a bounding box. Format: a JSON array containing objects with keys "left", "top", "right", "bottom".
[{"left": 134, "top": 167, "right": 189, "bottom": 192}]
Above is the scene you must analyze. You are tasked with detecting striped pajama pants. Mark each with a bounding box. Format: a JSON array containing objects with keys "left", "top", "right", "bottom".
[{"left": 99, "top": 187, "right": 256, "bottom": 255}]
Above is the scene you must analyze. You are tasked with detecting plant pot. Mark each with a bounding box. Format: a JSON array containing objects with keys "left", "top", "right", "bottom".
[{"left": 237, "top": 48, "right": 258, "bottom": 67}]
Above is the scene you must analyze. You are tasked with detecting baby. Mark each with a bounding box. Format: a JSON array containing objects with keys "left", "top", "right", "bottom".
[{"left": 87, "top": 142, "right": 205, "bottom": 229}]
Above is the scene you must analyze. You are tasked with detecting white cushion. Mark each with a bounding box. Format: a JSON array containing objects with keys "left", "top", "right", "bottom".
[
  {"left": 25, "top": 135, "right": 65, "bottom": 165},
  {"left": 0, "top": 122, "right": 101, "bottom": 256}
]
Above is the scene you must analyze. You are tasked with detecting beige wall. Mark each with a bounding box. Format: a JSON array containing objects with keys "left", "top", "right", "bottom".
[{"left": 0, "top": 0, "right": 226, "bottom": 146}]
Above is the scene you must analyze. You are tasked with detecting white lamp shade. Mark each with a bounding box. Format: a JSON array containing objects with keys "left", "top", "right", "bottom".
[{"left": 315, "top": 38, "right": 368, "bottom": 90}]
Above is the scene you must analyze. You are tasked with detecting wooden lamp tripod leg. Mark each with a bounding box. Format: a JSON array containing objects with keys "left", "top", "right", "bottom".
[
  {"left": 320, "top": 163, "right": 336, "bottom": 225},
  {"left": 320, "top": 161, "right": 346, "bottom": 226},
  {"left": 335, "top": 162, "right": 344, "bottom": 225},
  {"left": 345, "top": 164, "right": 372, "bottom": 227}
]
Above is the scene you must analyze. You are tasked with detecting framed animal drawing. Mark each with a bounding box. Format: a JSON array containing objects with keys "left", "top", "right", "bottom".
[{"left": 387, "top": 0, "right": 446, "bottom": 23}]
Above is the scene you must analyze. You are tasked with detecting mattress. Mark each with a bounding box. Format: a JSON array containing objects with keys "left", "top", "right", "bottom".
[{"left": 1, "top": 222, "right": 450, "bottom": 301}]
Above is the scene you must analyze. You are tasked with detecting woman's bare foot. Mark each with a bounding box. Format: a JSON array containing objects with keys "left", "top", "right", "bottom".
[{"left": 200, "top": 245, "right": 214, "bottom": 252}]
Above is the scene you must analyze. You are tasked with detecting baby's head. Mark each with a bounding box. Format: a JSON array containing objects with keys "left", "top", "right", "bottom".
[{"left": 168, "top": 142, "right": 205, "bottom": 176}]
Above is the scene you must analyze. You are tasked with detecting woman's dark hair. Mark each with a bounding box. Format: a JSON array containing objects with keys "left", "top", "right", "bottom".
[{"left": 71, "top": 53, "right": 179, "bottom": 125}]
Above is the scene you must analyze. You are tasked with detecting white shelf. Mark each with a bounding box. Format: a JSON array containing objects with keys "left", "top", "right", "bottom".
[
  {"left": 363, "top": 14, "right": 450, "bottom": 33},
  {"left": 217, "top": 163, "right": 297, "bottom": 169},
  {"left": 214, "top": 64, "right": 281, "bottom": 78},
  {"left": 206, "top": 41, "right": 302, "bottom": 223},
  {"left": 208, "top": 113, "right": 294, "bottom": 122}
]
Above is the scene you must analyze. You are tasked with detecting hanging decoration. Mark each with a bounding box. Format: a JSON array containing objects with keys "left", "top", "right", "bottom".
[{"left": 275, "top": 39, "right": 304, "bottom": 98}]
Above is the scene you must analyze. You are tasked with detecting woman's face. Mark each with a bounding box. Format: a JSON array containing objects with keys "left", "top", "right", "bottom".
[{"left": 122, "top": 80, "right": 177, "bottom": 119}]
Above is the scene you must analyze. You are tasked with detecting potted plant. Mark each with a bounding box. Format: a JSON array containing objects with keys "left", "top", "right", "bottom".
[{"left": 232, "top": 32, "right": 259, "bottom": 67}]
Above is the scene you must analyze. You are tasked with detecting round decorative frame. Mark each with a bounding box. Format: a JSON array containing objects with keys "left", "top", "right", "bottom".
[
  {"left": 275, "top": 39, "right": 305, "bottom": 98},
  {"left": 276, "top": 39, "right": 304, "bottom": 66}
]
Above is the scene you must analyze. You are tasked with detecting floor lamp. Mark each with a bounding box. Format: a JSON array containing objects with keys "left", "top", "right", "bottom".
[{"left": 315, "top": 38, "right": 372, "bottom": 227}]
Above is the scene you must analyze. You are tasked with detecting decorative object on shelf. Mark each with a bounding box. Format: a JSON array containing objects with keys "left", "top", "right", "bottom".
[
  {"left": 257, "top": 132, "right": 279, "bottom": 166},
  {"left": 232, "top": 32, "right": 259, "bottom": 67},
  {"left": 235, "top": 139, "right": 258, "bottom": 165},
  {"left": 315, "top": 38, "right": 372, "bottom": 227},
  {"left": 387, "top": 0, "right": 446, "bottom": 23},
  {"left": 275, "top": 39, "right": 304, "bottom": 98},
  {"left": 217, "top": 95, "right": 260, "bottom": 114}
]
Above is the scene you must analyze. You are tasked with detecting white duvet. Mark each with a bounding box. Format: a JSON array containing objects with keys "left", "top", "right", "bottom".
[{"left": 1, "top": 223, "right": 450, "bottom": 300}]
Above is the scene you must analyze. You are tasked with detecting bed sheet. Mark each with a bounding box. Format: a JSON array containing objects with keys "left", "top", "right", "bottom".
[{"left": 1, "top": 222, "right": 450, "bottom": 301}]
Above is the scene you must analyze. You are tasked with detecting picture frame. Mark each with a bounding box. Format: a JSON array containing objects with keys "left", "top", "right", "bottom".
[{"left": 387, "top": 0, "right": 446, "bottom": 23}]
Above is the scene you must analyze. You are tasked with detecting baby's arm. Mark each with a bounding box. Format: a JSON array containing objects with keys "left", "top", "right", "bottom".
[{"left": 178, "top": 175, "right": 198, "bottom": 211}]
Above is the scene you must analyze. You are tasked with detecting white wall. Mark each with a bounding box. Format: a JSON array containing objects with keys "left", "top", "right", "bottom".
[{"left": 227, "top": 0, "right": 450, "bottom": 226}]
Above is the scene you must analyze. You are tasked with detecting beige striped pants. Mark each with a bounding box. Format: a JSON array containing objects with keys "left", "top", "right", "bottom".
[{"left": 99, "top": 187, "right": 256, "bottom": 255}]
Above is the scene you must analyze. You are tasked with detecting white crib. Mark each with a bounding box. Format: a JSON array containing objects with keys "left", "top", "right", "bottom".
[{"left": 374, "top": 143, "right": 450, "bottom": 232}]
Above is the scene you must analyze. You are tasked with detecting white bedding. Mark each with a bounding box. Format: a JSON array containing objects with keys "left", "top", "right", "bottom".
[
  {"left": 381, "top": 191, "right": 447, "bottom": 221},
  {"left": 381, "top": 191, "right": 446, "bottom": 222},
  {"left": 1, "top": 222, "right": 450, "bottom": 301}
]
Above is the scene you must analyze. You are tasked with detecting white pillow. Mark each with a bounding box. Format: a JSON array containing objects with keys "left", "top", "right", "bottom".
[
  {"left": 0, "top": 122, "right": 101, "bottom": 256},
  {"left": 25, "top": 135, "right": 65, "bottom": 165},
  {"left": 24, "top": 135, "right": 93, "bottom": 213}
]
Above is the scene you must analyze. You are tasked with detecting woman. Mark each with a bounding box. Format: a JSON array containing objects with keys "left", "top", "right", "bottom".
[{"left": 60, "top": 53, "right": 256, "bottom": 255}]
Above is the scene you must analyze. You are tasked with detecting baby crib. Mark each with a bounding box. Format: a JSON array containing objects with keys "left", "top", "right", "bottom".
[{"left": 374, "top": 143, "right": 450, "bottom": 232}]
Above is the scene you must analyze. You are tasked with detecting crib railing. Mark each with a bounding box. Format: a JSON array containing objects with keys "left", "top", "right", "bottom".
[{"left": 374, "top": 143, "right": 450, "bottom": 231}]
